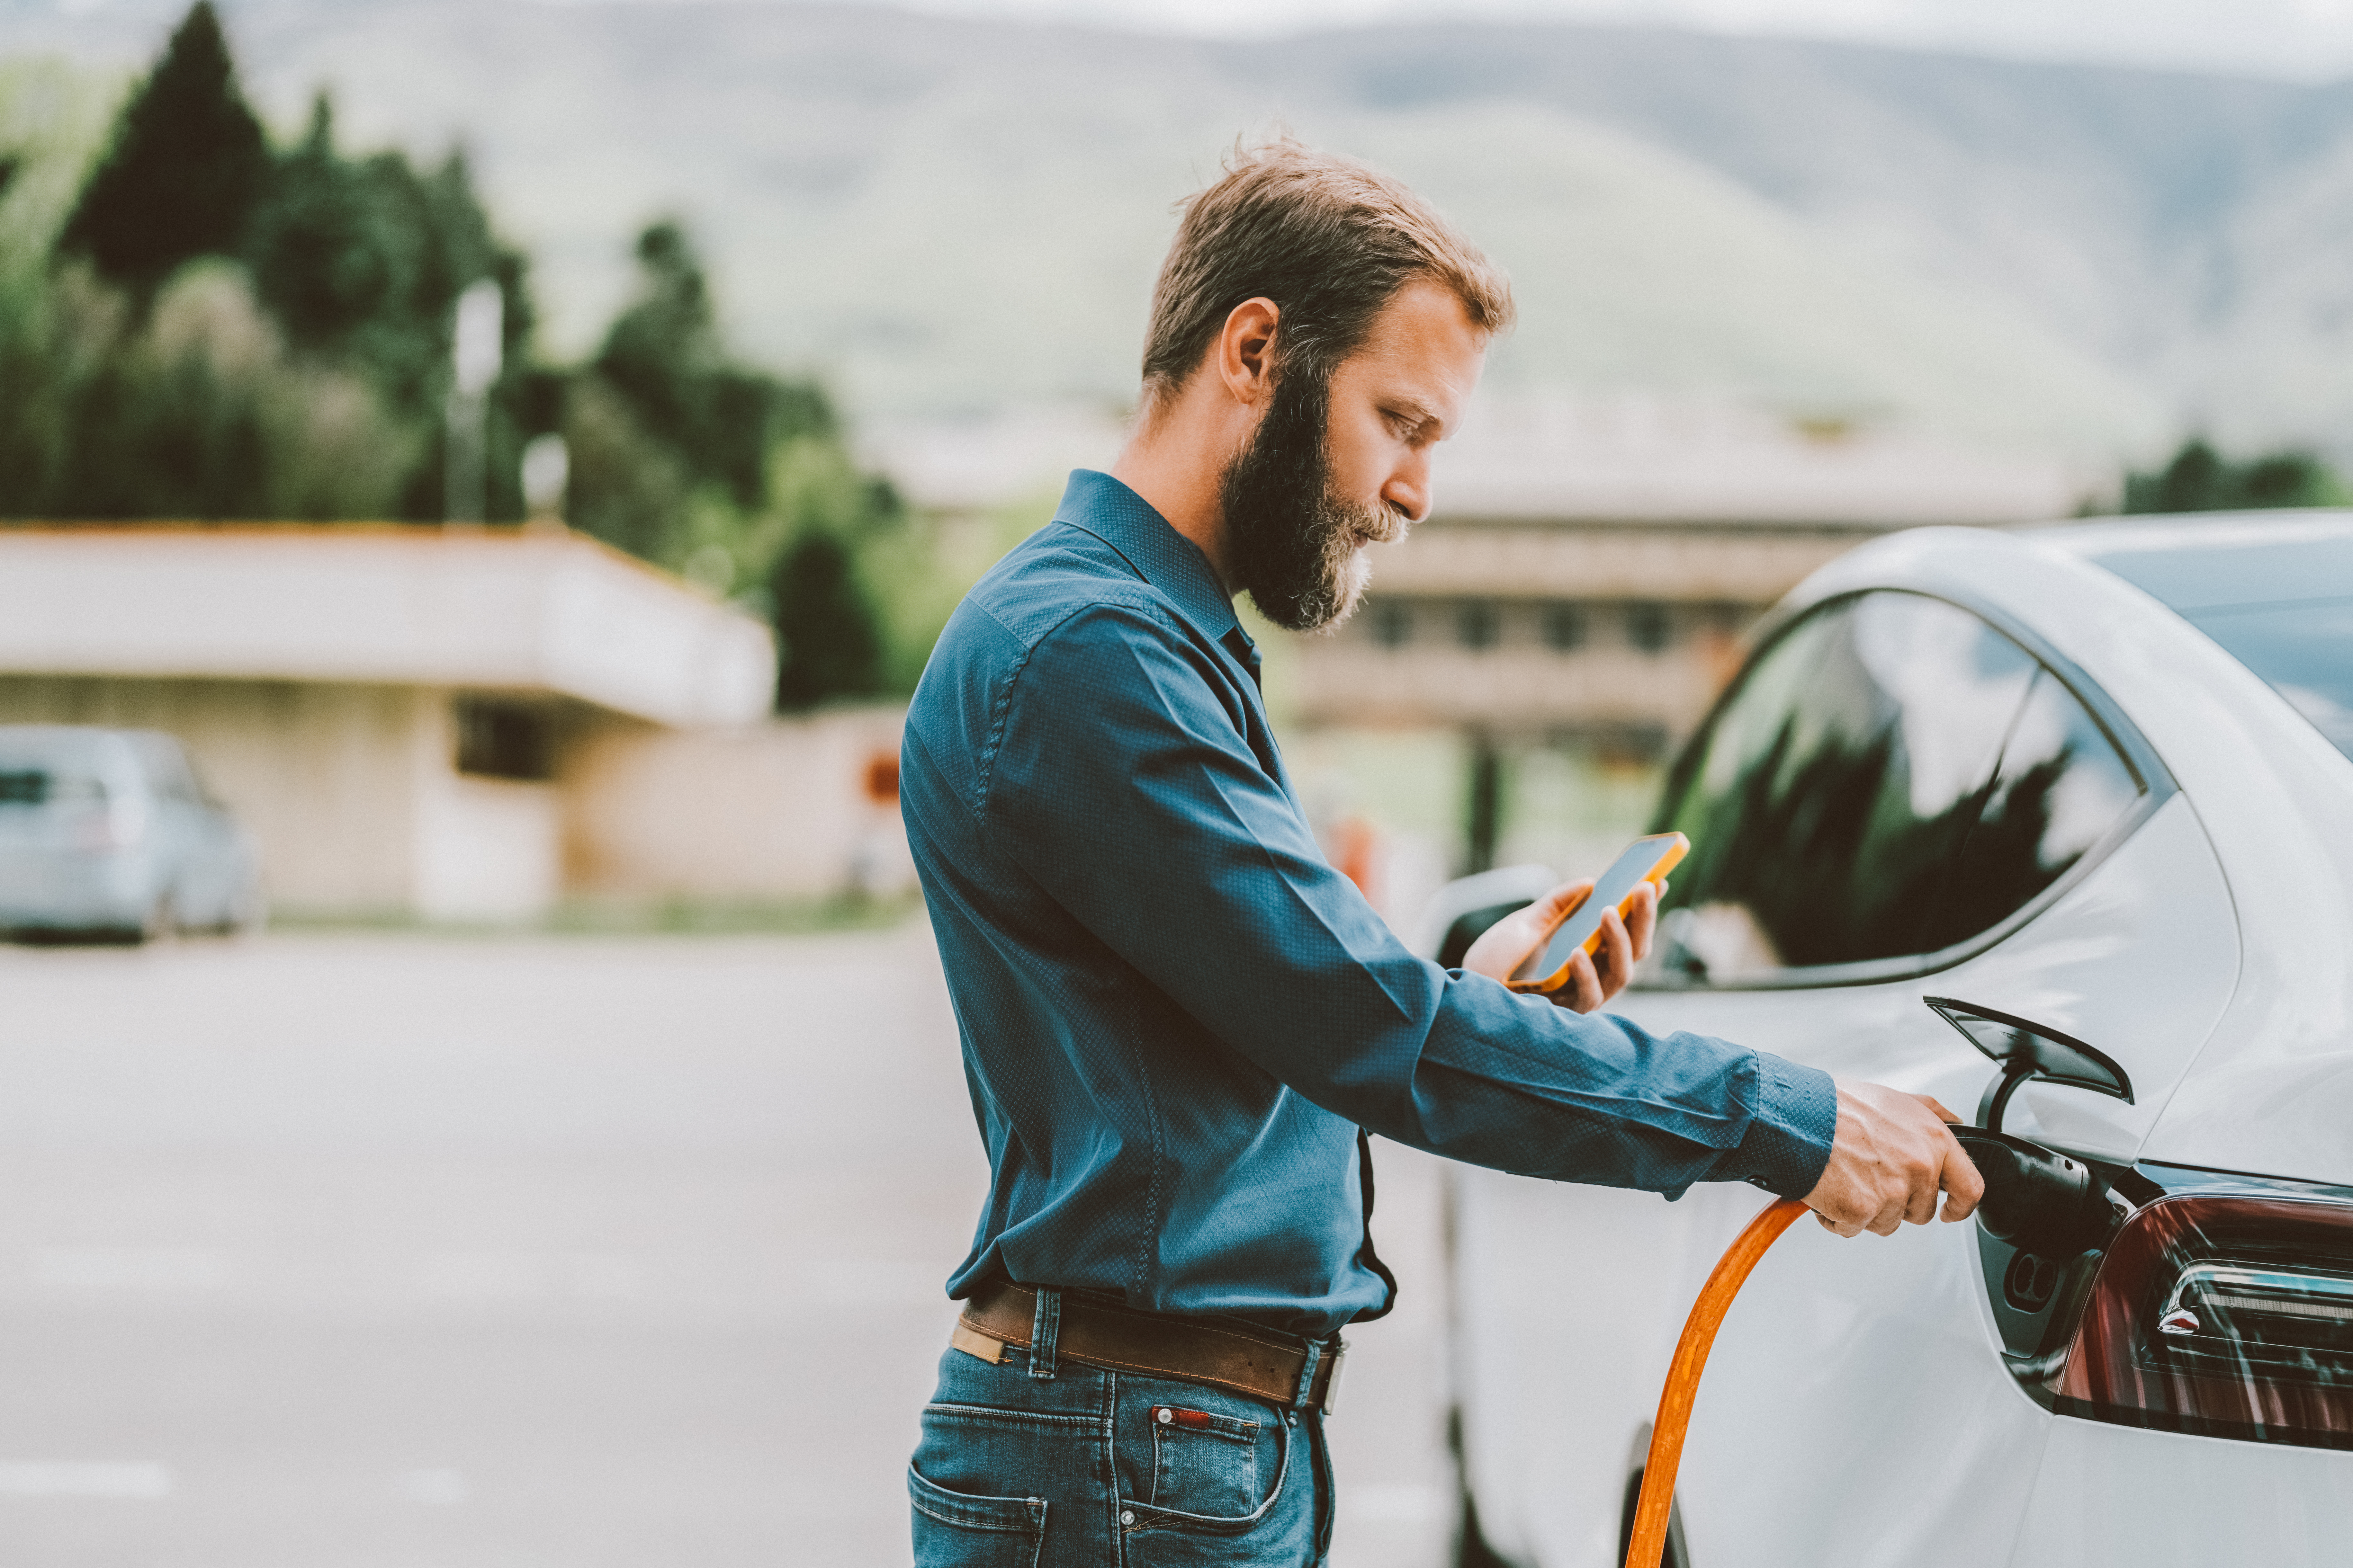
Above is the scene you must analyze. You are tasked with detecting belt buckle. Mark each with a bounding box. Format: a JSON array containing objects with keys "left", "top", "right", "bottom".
[{"left": 1319, "top": 1336, "right": 1348, "bottom": 1415}]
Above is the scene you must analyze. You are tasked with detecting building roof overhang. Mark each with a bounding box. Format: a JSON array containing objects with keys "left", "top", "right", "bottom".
[{"left": 0, "top": 526, "right": 777, "bottom": 728}]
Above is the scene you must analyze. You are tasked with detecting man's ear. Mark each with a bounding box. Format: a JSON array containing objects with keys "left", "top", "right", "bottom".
[{"left": 1216, "top": 298, "right": 1280, "bottom": 407}]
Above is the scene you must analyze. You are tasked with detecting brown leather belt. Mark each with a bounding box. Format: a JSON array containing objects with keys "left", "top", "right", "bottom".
[{"left": 954, "top": 1281, "right": 1347, "bottom": 1414}]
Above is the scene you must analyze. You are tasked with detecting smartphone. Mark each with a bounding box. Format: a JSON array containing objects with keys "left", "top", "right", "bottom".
[{"left": 1509, "top": 832, "right": 1689, "bottom": 993}]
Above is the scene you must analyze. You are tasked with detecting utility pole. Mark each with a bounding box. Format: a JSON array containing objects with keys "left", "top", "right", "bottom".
[{"left": 445, "top": 279, "right": 503, "bottom": 526}]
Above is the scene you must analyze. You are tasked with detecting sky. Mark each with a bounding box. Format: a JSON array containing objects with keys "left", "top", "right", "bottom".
[
  {"left": 861, "top": 0, "right": 2353, "bottom": 80},
  {"left": 10, "top": 0, "right": 2352, "bottom": 81}
]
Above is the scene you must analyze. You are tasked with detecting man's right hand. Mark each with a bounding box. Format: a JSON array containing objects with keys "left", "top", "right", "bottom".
[{"left": 1802, "top": 1078, "right": 1984, "bottom": 1237}]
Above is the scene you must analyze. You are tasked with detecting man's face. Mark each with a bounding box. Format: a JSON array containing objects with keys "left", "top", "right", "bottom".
[{"left": 1220, "top": 279, "right": 1487, "bottom": 633}]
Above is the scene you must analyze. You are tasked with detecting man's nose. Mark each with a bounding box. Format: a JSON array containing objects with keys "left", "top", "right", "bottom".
[{"left": 1383, "top": 454, "right": 1431, "bottom": 526}]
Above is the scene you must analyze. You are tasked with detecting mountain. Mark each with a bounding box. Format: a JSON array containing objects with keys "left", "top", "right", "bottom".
[{"left": 5, "top": 2, "right": 2350, "bottom": 457}]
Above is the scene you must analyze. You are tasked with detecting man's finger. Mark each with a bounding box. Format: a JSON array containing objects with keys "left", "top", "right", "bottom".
[
  {"left": 1462, "top": 878, "right": 1592, "bottom": 986},
  {"left": 1594, "top": 908, "right": 1632, "bottom": 996},
  {"left": 1903, "top": 1170, "right": 1940, "bottom": 1227},
  {"left": 1533, "top": 878, "right": 1595, "bottom": 927},
  {"left": 1561, "top": 948, "right": 1603, "bottom": 1012},
  {"left": 1623, "top": 883, "right": 1657, "bottom": 962},
  {"left": 1514, "top": 879, "right": 1593, "bottom": 980},
  {"left": 1939, "top": 1133, "right": 1986, "bottom": 1222}
]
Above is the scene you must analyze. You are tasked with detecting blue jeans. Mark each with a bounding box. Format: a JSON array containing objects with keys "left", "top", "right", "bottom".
[{"left": 907, "top": 1305, "right": 1334, "bottom": 1565}]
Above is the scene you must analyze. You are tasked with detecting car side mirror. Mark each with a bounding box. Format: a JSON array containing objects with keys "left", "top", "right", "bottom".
[{"left": 1923, "top": 996, "right": 2134, "bottom": 1135}]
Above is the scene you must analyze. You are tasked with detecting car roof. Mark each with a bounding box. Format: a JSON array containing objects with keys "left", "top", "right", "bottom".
[{"left": 2033, "top": 510, "right": 2353, "bottom": 613}]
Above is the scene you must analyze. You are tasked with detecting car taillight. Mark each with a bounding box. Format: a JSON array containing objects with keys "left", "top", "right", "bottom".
[{"left": 2050, "top": 1187, "right": 2353, "bottom": 1450}]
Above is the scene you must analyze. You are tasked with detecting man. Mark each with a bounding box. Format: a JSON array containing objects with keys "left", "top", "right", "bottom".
[{"left": 900, "top": 140, "right": 1982, "bottom": 1567}]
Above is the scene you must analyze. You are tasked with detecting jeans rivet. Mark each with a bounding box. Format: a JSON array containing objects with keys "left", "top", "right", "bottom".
[{"left": 1119, "top": 1509, "right": 1136, "bottom": 1526}]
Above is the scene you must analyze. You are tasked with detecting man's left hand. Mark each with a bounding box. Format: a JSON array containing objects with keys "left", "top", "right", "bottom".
[{"left": 1460, "top": 878, "right": 1658, "bottom": 1013}]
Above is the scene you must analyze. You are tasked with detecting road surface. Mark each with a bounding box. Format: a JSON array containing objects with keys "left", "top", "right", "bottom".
[{"left": 0, "top": 926, "right": 1456, "bottom": 1565}]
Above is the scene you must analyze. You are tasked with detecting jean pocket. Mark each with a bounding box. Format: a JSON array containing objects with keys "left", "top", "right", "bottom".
[
  {"left": 1148, "top": 1403, "right": 1263, "bottom": 1517},
  {"left": 1121, "top": 1400, "right": 1289, "bottom": 1539},
  {"left": 908, "top": 1462, "right": 1046, "bottom": 1568}
]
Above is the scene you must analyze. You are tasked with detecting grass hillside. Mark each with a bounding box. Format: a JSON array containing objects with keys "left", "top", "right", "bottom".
[{"left": 6, "top": 2, "right": 2348, "bottom": 455}]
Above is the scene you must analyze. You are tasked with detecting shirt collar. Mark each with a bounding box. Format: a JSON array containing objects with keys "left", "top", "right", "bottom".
[{"left": 1053, "top": 469, "right": 1247, "bottom": 650}]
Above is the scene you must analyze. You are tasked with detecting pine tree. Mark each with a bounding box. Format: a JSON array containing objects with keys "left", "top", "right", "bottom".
[{"left": 56, "top": 2, "right": 270, "bottom": 299}]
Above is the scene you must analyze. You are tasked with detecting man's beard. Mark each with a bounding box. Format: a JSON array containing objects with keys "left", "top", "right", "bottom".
[{"left": 1218, "top": 369, "right": 1404, "bottom": 634}]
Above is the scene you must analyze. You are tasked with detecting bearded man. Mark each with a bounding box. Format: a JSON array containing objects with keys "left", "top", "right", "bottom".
[{"left": 899, "top": 140, "right": 1981, "bottom": 1567}]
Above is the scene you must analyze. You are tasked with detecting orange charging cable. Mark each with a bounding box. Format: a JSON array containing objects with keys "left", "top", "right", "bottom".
[{"left": 1622, "top": 1197, "right": 1810, "bottom": 1568}]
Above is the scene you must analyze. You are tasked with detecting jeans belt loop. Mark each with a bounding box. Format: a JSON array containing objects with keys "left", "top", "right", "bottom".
[
  {"left": 1290, "top": 1335, "right": 1323, "bottom": 1408},
  {"left": 1028, "top": 1287, "right": 1062, "bottom": 1382}
]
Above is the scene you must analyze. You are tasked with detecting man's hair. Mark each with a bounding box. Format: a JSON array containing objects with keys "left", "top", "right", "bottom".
[{"left": 1139, "top": 138, "right": 1514, "bottom": 415}]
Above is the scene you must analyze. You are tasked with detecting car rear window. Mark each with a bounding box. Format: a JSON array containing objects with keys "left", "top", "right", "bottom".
[
  {"left": 0, "top": 770, "right": 104, "bottom": 805},
  {"left": 2171, "top": 598, "right": 2353, "bottom": 761},
  {"left": 2069, "top": 521, "right": 2353, "bottom": 763}
]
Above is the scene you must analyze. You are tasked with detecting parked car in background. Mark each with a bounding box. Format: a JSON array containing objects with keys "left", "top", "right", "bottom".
[
  {"left": 1430, "top": 514, "right": 2353, "bottom": 1568},
  {"left": 0, "top": 726, "right": 262, "bottom": 942}
]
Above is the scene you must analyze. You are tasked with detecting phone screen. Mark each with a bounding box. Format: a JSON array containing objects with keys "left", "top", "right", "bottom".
[{"left": 1512, "top": 833, "right": 1687, "bottom": 984}]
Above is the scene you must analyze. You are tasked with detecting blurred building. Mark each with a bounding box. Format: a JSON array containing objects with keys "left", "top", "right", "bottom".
[
  {"left": 1304, "top": 399, "right": 2089, "bottom": 747},
  {"left": 1298, "top": 400, "right": 2094, "bottom": 876},
  {"left": 0, "top": 526, "right": 786, "bottom": 921}
]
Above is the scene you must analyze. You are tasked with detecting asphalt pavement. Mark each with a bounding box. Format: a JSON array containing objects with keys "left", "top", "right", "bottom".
[{"left": 0, "top": 925, "right": 1455, "bottom": 1565}]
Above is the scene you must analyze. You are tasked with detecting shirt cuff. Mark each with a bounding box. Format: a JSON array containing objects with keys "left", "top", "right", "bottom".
[{"left": 1734, "top": 1051, "right": 1838, "bottom": 1199}]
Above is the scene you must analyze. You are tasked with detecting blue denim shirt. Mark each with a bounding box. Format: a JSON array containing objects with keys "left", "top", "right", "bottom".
[{"left": 903, "top": 469, "right": 1837, "bottom": 1336}]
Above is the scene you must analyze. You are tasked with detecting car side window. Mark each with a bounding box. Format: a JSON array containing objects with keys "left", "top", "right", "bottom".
[
  {"left": 1925, "top": 669, "right": 2140, "bottom": 952},
  {"left": 1651, "top": 591, "right": 2134, "bottom": 984}
]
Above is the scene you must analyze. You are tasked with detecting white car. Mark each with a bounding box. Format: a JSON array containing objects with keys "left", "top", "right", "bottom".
[
  {"left": 1434, "top": 514, "right": 2353, "bottom": 1568},
  {"left": 0, "top": 725, "right": 263, "bottom": 942}
]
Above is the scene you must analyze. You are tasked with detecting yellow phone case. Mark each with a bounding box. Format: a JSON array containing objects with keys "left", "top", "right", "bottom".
[{"left": 1510, "top": 832, "right": 1689, "bottom": 996}]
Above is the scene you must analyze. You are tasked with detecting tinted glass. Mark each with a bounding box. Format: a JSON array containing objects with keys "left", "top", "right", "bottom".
[
  {"left": 0, "top": 733, "right": 106, "bottom": 806},
  {"left": 1930, "top": 670, "right": 2141, "bottom": 950},
  {"left": 2072, "top": 522, "right": 2353, "bottom": 614},
  {"left": 0, "top": 771, "right": 103, "bottom": 805},
  {"left": 2066, "top": 520, "right": 2353, "bottom": 763},
  {"left": 2182, "top": 597, "right": 2353, "bottom": 761},
  {"left": 1655, "top": 592, "right": 2051, "bottom": 981}
]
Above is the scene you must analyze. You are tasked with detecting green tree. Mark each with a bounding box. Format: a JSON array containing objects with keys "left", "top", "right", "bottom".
[
  {"left": 2123, "top": 438, "right": 2349, "bottom": 513},
  {"left": 242, "top": 97, "right": 535, "bottom": 519},
  {"left": 561, "top": 376, "right": 693, "bottom": 563},
  {"left": 55, "top": 2, "right": 269, "bottom": 302},
  {"left": 245, "top": 101, "right": 530, "bottom": 423},
  {"left": 567, "top": 218, "right": 911, "bottom": 714},
  {"left": 22, "top": 7, "right": 536, "bottom": 524},
  {"left": 769, "top": 530, "right": 885, "bottom": 710},
  {"left": 0, "top": 262, "right": 410, "bottom": 521},
  {"left": 592, "top": 221, "right": 828, "bottom": 511}
]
